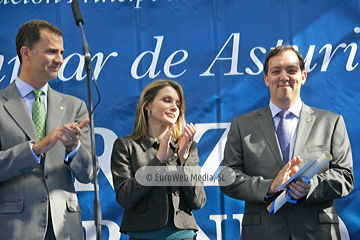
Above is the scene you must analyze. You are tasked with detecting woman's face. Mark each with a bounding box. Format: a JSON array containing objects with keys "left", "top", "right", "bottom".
[{"left": 145, "top": 86, "right": 181, "bottom": 128}]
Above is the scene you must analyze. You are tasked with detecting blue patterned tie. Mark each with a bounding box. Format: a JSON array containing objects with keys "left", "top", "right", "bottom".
[
  {"left": 32, "top": 89, "right": 46, "bottom": 140},
  {"left": 276, "top": 110, "right": 292, "bottom": 163}
]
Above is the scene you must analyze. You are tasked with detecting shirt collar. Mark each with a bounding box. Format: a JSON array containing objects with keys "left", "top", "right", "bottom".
[
  {"left": 15, "top": 77, "right": 48, "bottom": 98},
  {"left": 269, "top": 98, "right": 303, "bottom": 118}
]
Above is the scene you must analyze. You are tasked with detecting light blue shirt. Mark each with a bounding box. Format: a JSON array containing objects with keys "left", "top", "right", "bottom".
[
  {"left": 15, "top": 77, "right": 80, "bottom": 164},
  {"left": 269, "top": 99, "right": 303, "bottom": 161},
  {"left": 15, "top": 77, "right": 48, "bottom": 117}
]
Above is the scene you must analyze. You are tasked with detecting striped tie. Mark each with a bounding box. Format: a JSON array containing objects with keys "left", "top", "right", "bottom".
[{"left": 276, "top": 110, "right": 292, "bottom": 163}]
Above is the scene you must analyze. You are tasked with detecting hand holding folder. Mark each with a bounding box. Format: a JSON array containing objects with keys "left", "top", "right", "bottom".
[{"left": 267, "top": 152, "right": 333, "bottom": 214}]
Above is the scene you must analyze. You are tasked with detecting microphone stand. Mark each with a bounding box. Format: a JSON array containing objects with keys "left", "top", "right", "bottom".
[{"left": 77, "top": 22, "right": 102, "bottom": 240}]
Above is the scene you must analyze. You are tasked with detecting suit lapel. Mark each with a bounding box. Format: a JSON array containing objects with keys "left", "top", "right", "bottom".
[
  {"left": 3, "top": 82, "right": 38, "bottom": 140},
  {"left": 46, "top": 86, "right": 65, "bottom": 135},
  {"left": 257, "top": 106, "right": 284, "bottom": 167},
  {"left": 293, "top": 104, "right": 315, "bottom": 159}
]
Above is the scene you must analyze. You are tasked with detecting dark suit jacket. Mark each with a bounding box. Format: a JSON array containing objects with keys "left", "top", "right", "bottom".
[
  {"left": 111, "top": 136, "right": 206, "bottom": 233},
  {"left": 0, "top": 82, "right": 96, "bottom": 240},
  {"left": 220, "top": 104, "right": 354, "bottom": 240}
]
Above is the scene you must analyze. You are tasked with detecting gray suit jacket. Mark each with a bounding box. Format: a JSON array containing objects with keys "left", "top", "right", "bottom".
[
  {"left": 111, "top": 136, "right": 206, "bottom": 234},
  {"left": 0, "top": 82, "right": 95, "bottom": 240},
  {"left": 220, "top": 104, "right": 354, "bottom": 240}
]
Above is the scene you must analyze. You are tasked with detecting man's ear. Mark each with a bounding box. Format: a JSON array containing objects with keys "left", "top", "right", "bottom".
[
  {"left": 20, "top": 46, "right": 30, "bottom": 61},
  {"left": 264, "top": 74, "right": 269, "bottom": 87},
  {"left": 301, "top": 71, "right": 307, "bottom": 85}
]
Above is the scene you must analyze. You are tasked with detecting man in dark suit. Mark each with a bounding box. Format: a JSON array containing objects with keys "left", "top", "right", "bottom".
[
  {"left": 220, "top": 45, "right": 354, "bottom": 240},
  {"left": 0, "top": 20, "right": 96, "bottom": 239}
]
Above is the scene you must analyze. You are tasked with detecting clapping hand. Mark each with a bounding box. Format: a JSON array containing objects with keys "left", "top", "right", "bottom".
[
  {"left": 268, "top": 156, "right": 302, "bottom": 195},
  {"left": 59, "top": 118, "right": 90, "bottom": 153},
  {"left": 32, "top": 118, "right": 90, "bottom": 155},
  {"left": 178, "top": 123, "right": 196, "bottom": 164}
]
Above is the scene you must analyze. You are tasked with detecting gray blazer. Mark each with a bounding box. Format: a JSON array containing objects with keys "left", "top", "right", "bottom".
[
  {"left": 0, "top": 82, "right": 95, "bottom": 240},
  {"left": 111, "top": 136, "right": 206, "bottom": 233},
  {"left": 220, "top": 104, "right": 354, "bottom": 240}
]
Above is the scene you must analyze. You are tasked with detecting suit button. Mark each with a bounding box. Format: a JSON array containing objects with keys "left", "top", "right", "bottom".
[
  {"left": 43, "top": 197, "right": 48, "bottom": 202},
  {"left": 44, "top": 175, "right": 49, "bottom": 180}
]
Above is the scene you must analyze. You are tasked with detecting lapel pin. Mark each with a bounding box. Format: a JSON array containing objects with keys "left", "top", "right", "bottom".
[
  {"left": 306, "top": 118, "right": 311, "bottom": 123},
  {"left": 60, "top": 107, "right": 64, "bottom": 111}
]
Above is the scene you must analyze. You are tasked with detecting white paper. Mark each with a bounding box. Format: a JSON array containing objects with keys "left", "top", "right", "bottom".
[
  {"left": 276, "top": 152, "right": 332, "bottom": 190},
  {"left": 268, "top": 152, "right": 333, "bottom": 214}
]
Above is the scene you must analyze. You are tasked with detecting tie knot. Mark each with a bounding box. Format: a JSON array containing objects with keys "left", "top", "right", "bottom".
[
  {"left": 33, "top": 89, "right": 43, "bottom": 98},
  {"left": 278, "top": 110, "right": 292, "bottom": 119}
]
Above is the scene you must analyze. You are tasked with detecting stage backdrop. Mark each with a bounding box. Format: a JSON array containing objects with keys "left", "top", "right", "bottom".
[{"left": 1, "top": 0, "right": 360, "bottom": 239}]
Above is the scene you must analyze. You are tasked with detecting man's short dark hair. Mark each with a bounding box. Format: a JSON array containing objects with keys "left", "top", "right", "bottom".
[
  {"left": 16, "top": 19, "right": 62, "bottom": 64},
  {"left": 263, "top": 45, "right": 305, "bottom": 75}
]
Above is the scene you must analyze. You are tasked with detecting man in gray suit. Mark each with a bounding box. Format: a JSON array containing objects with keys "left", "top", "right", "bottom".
[
  {"left": 0, "top": 20, "right": 96, "bottom": 239},
  {"left": 220, "top": 45, "right": 354, "bottom": 240}
]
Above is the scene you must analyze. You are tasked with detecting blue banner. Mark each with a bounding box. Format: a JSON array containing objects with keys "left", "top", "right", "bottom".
[{"left": 1, "top": 0, "right": 359, "bottom": 239}]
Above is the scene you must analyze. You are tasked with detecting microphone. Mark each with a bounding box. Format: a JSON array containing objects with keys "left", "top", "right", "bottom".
[
  {"left": 71, "top": 0, "right": 91, "bottom": 64},
  {"left": 71, "top": 0, "right": 84, "bottom": 26},
  {"left": 70, "top": 2, "right": 102, "bottom": 240}
]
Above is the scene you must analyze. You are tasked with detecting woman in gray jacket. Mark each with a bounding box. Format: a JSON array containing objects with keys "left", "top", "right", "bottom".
[{"left": 111, "top": 79, "right": 206, "bottom": 240}]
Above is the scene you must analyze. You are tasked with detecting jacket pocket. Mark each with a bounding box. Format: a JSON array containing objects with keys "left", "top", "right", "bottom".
[
  {"left": 130, "top": 197, "right": 148, "bottom": 213},
  {"left": 66, "top": 200, "right": 81, "bottom": 213},
  {"left": 242, "top": 213, "right": 261, "bottom": 226},
  {"left": 307, "top": 145, "right": 328, "bottom": 153},
  {"left": 0, "top": 201, "right": 24, "bottom": 214}
]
